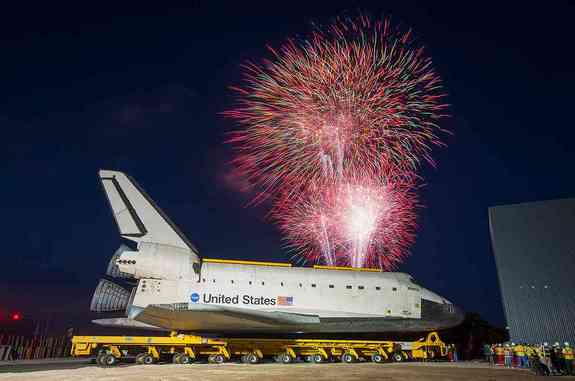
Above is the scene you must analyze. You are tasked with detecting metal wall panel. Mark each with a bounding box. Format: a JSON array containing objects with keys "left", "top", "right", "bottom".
[{"left": 489, "top": 198, "right": 575, "bottom": 344}]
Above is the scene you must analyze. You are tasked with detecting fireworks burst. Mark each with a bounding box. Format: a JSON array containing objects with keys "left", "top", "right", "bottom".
[
  {"left": 225, "top": 15, "right": 448, "bottom": 269},
  {"left": 225, "top": 15, "right": 447, "bottom": 202},
  {"left": 274, "top": 176, "right": 418, "bottom": 270}
]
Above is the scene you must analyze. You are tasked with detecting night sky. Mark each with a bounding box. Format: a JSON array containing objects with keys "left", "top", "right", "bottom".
[{"left": 2, "top": 2, "right": 574, "bottom": 332}]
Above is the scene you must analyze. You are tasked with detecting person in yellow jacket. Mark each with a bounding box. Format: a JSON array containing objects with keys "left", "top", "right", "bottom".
[
  {"left": 563, "top": 342, "right": 574, "bottom": 376},
  {"left": 531, "top": 344, "right": 551, "bottom": 376},
  {"left": 514, "top": 343, "right": 525, "bottom": 368},
  {"left": 529, "top": 345, "right": 540, "bottom": 364}
]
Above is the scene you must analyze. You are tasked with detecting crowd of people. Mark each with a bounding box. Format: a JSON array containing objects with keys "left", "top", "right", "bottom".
[{"left": 483, "top": 342, "right": 574, "bottom": 376}]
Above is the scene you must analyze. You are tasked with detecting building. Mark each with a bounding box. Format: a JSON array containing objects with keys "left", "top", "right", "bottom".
[{"left": 489, "top": 198, "right": 575, "bottom": 344}]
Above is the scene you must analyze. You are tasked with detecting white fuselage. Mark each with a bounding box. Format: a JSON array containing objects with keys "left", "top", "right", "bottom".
[
  {"left": 95, "top": 170, "right": 463, "bottom": 333},
  {"left": 129, "top": 261, "right": 447, "bottom": 320}
]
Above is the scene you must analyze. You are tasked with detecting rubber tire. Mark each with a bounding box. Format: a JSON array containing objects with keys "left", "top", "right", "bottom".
[
  {"left": 281, "top": 353, "right": 293, "bottom": 364},
  {"left": 246, "top": 353, "right": 259, "bottom": 364},
  {"left": 304, "top": 355, "right": 313, "bottom": 363},
  {"left": 179, "top": 354, "right": 192, "bottom": 364},
  {"left": 103, "top": 354, "right": 118, "bottom": 366},
  {"left": 96, "top": 352, "right": 107, "bottom": 366},
  {"left": 173, "top": 353, "right": 182, "bottom": 364},
  {"left": 135, "top": 353, "right": 147, "bottom": 364},
  {"left": 212, "top": 354, "right": 225, "bottom": 364},
  {"left": 392, "top": 352, "right": 403, "bottom": 362},
  {"left": 341, "top": 353, "right": 355, "bottom": 363},
  {"left": 143, "top": 354, "right": 155, "bottom": 365},
  {"left": 240, "top": 355, "right": 248, "bottom": 364},
  {"left": 313, "top": 354, "right": 323, "bottom": 363},
  {"left": 371, "top": 353, "right": 384, "bottom": 363}
]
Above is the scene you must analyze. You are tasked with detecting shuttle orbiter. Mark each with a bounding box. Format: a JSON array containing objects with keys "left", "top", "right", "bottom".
[{"left": 91, "top": 170, "right": 464, "bottom": 334}]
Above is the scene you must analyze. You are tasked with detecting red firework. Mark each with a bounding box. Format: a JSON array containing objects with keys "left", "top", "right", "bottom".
[
  {"left": 225, "top": 15, "right": 448, "bottom": 202},
  {"left": 225, "top": 15, "right": 448, "bottom": 268},
  {"left": 273, "top": 175, "right": 418, "bottom": 270}
]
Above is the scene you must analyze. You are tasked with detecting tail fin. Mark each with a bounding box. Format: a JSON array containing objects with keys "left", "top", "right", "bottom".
[{"left": 99, "top": 170, "right": 199, "bottom": 254}]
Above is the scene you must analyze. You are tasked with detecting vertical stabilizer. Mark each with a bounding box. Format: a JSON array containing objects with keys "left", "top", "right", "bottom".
[{"left": 99, "top": 170, "right": 199, "bottom": 259}]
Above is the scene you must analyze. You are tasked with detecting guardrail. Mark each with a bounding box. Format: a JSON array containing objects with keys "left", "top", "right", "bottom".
[{"left": 0, "top": 334, "right": 71, "bottom": 360}]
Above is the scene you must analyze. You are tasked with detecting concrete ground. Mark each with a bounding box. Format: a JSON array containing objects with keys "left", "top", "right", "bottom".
[
  {"left": 0, "top": 358, "right": 91, "bottom": 373},
  {"left": 2, "top": 361, "right": 573, "bottom": 381}
]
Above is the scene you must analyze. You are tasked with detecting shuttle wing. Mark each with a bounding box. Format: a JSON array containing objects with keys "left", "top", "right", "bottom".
[
  {"left": 132, "top": 304, "right": 320, "bottom": 331},
  {"left": 99, "top": 169, "right": 198, "bottom": 254}
]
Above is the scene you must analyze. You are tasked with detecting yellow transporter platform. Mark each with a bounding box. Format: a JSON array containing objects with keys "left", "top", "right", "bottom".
[{"left": 71, "top": 331, "right": 447, "bottom": 366}]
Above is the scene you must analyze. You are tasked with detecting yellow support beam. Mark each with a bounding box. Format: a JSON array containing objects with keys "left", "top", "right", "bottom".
[
  {"left": 72, "top": 335, "right": 226, "bottom": 346},
  {"left": 109, "top": 346, "right": 122, "bottom": 358},
  {"left": 286, "top": 347, "right": 296, "bottom": 358},
  {"left": 317, "top": 347, "right": 329, "bottom": 359},
  {"left": 148, "top": 346, "right": 160, "bottom": 359},
  {"left": 203, "top": 258, "right": 292, "bottom": 267},
  {"left": 347, "top": 348, "right": 360, "bottom": 359},
  {"left": 313, "top": 265, "right": 381, "bottom": 272},
  {"left": 184, "top": 347, "right": 196, "bottom": 359}
]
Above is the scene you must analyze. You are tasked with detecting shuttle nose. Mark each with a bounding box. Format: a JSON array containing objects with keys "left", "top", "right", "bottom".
[
  {"left": 420, "top": 299, "right": 465, "bottom": 329},
  {"left": 451, "top": 304, "right": 465, "bottom": 326},
  {"left": 440, "top": 302, "right": 465, "bottom": 326}
]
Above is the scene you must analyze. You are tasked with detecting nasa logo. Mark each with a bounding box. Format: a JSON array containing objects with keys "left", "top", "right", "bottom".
[{"left": 190, "top": 292, "right": 200, "bottom": 303}]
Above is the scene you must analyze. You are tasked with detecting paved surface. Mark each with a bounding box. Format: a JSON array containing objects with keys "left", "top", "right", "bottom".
[
  {"left": 2, "top": 361, "right": 572, "bottom": 381},
  {"left": 0, "top": 358, "right": 93, "bottom": 373}
]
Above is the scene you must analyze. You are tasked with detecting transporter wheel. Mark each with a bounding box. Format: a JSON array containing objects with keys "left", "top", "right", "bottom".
[
  {"left": 312, "top": 354, "right": 324, "bottom": 363},
  {"left": 102, "top": 354, "right": 118, "bottom": 366},
  {"left": 172, "top": 353, "right": 182, "bottom": 364},
  {"left": 341, "top": 353, "right": 355, "bottom": 363},
  {"left": 179, "top": 354, "right": 192, "bottom": 364},
  {"left": 371, "top": 353, "right": 384, "bottom": 363},
  {"left": 96, "top": 352, "right": 107, "bottom": 366},
  {"left": 392, "top": 352, "right": 404, "bottom": 362},
  {"left": 304, "top": 355, "right": 313, "bottom": 363},
  {"left": 243, "top": 353, "right": 258, "bottom": 364},
  {"left": 280, "top": 353, "right": 293, "bottom": 364},
  {"left": 135, "top": 353, "right": 147, "bottom": 364},
  {"left": 211, "top": 354, "right": 225, "bottom": 364},
  {"left": 142, "top": 354, "right": 155, "bottom": 365}
]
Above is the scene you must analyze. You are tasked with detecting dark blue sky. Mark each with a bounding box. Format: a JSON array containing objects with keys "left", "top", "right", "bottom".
[{"left": 1, "top": 2, "right": 574, "bottom": 330}]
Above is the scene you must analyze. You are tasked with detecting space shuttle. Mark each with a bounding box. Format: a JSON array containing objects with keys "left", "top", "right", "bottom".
[{"left": 91, "top": 170, "right": 464, "bottom": 334}]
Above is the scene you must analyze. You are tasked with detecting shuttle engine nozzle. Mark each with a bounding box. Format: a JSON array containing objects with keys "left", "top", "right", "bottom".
[{"left": 90, "top": 279, "right": 131, "bottom": 312}]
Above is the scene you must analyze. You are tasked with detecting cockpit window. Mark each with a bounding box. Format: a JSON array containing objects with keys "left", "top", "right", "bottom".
[{"left": 408, "top": 276, "right": 421, "bottom": 287}]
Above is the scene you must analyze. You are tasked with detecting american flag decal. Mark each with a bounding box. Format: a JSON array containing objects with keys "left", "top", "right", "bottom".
[{"left": 277, "top": 296, "right": 293, "bottom": 306}]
